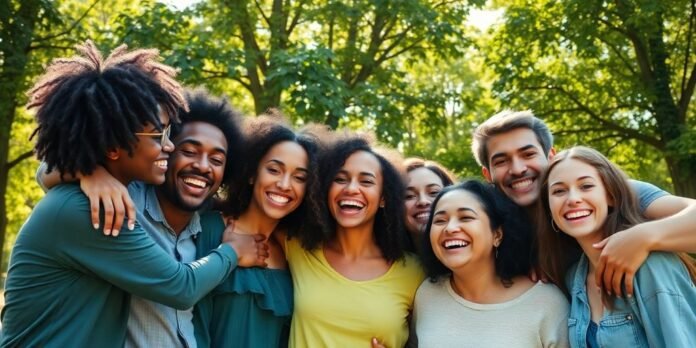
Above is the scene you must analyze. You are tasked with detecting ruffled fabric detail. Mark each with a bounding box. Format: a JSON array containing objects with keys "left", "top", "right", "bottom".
[{"left": 212, "top": 267, "right": 293, "bottom": 317}]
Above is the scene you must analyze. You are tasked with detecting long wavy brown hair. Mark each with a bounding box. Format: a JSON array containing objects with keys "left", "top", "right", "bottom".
[{"left": 536, "top": 146, "right": 696, "bottom": 300}]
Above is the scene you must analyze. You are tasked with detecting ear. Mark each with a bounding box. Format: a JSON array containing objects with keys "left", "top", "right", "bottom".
[
  {"left": 493, "top": 227, "right": 503, "bottom": 247},
  {"left": 106, "top": 148, "right": 120, "bottom": 161},
  {"left": 481, "top": 166, "right": 492, "bottom": 183},
  {"left": 548, "top": 147, "right": 556, "bottom": 160}
]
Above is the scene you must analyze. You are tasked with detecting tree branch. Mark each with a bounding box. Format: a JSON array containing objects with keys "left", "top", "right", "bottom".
[
  {"left": 523, "top": 85, "right": 662, "bottom": 148},
  {"left": 33, "top": 0, "right": 101, "bottom": 42},
  {"left": 27, "top": 44, "right": 75, "bottom": 52},
  {"left": 254, "top": 0, "right": 271, "bottom": 26},
  {"left": 680, "top": 0, "right": 695, "bottom": 106},
  {"left": 6, "top": 150, "right": 34, "bottom": 172},
  {"left": 287, "top": 0, "right": 308, "bottom": 35},
  {"left": 678, "top": 63, "right": 696, "bottom": 122}
]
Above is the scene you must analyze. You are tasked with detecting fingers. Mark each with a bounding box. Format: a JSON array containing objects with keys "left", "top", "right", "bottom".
[
  {"left": 125, "top": 194, "right": 136, "bottom": 231},
  {"left": 371, "top": 337, "right": 386, "bottom": 348},
  {"left": 111, "top": 195, "right": 125, "bottom": 237},
  {"left": 88, "top": 193, "right": 101, "bottom": 230},
  {"left": 101, "top": 196, "right": 115, "bottom": 236},
  {"left": 602, "top": 263, "right": 615, "bottom": 296},
  {"left": 612, "top": 271, "right": 624, "bottom": 298},
  {"left": 528, "top": 269, "right": 539, "bottom": 282},
  {"left": 253, "top": 233, "right": 268, "bottom": 243},
  {"left": 623, "top": 271, "right": 635, "bottom": 297}
]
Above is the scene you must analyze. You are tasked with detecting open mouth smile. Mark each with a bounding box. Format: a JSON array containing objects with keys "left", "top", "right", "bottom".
[{"left": 442, "top": 239, "right": 470, "bottom": 249}]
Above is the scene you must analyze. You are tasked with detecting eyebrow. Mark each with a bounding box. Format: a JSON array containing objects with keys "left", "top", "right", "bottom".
[
  {"left": 269, "top": 159, "right": 308, "bottom": 172},
  {"left": 337, "top": 169, "right": 376, "bottom": 178},
  {"left": 490, "top": 144, "right": 538, "bottom": 162},
  {"left": 550, "top": 175, "right": 594, "bottom": 186},
  {"left": 433, "top": 207, "right": 477, "bottom": 216},
  {"left": 457, "top": 207, "right": 477, "bottom": 215},
  {"left": 178, "top": 139, "right": 227, "bottom": 154}
]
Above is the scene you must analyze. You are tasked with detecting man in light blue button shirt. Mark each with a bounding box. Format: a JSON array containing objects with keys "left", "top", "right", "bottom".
[{"left": 124, "top": 89, "right": 250, "bottom": 348}]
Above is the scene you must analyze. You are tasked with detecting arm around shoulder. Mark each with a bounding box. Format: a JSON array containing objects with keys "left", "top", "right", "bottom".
[{"left": 56, "top": 199, "right": 237, "bottom": 309}]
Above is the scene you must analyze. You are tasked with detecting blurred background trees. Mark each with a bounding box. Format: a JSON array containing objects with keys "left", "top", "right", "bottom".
[{"left": 1, "top": 0, "right": 693, "bottom": 271}]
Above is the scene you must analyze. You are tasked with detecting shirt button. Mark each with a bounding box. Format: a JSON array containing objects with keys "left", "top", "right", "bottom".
[{"left": 626, "top": 314, "right": 632, "bottom": 320}]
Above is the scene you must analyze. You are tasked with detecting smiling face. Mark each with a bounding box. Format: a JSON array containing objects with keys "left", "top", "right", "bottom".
[
  {"left": 114, "top": 108, "right": 173, "bottom": 185},
  {"left": 328, "top": 150, "right": 384, "bottom": 230},
  {"left": 482, "top": 128, "right": 551, "bottom": 207},
  {"left": 429, "top": 189, "right": 501, "bottom": 272},
  {"left": 547, "top": 158, "right": 611, "bottom": 242},
  {"left": 249, "top": 141, "right": 309, "bottom": 220},
  {"left": 158, "top": 121, "right": 228, "bottom": 212},
  {"left": 405, "top": 167, "right": 445, "bottom": 235}
]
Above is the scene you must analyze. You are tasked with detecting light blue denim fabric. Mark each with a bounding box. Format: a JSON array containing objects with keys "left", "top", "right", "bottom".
[{"left": 567, "top": 252, "right": 696, "bottom": 348}]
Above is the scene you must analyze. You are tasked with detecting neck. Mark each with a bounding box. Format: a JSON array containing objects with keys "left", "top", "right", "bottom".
[
  {"left": 234, "top": 199, "right": 280, "bottom": 238},
  {"left": 575, "top": 231, "right": 605, "bottom": 270},
  {"left": 156, "top": 191, "right": 195, "bottom": 235},
  {"left": 329, "top": 223, "right": 381, "bottom": 259},
  {"left": 450, "top": 258, "right": 502, "bottom": 303}
]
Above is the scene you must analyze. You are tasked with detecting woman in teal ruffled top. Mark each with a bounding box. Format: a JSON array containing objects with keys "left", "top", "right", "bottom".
[{"left": 194, "top": 115, "right": 323, "bottom": 348}]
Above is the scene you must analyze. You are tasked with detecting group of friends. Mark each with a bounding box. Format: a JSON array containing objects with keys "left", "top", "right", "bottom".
[{"left": 1, "top": 41, "right": 695, "bottom": 348}]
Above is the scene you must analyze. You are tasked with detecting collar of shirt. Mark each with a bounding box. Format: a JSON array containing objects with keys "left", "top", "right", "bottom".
[{"left": 142, "top": 184, "right": 202, "bottom": 240}]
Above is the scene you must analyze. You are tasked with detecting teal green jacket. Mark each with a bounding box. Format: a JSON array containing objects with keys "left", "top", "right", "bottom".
[{"left": 0, "top": 184, "right": 237, "bottom": 347}]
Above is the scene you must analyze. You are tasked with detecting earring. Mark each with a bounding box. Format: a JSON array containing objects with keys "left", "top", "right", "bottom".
[
  {"left": 551, "top": 218, "right": 561, "bottom": 233},
  {"left": 494, "top": 246, "right": 499, "bottom": 259}
]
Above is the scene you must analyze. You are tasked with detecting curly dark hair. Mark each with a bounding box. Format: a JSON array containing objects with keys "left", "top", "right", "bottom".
[
  {"left": 28, "top": 40, "right": 187, "bottom": 178},
  {"left": 173, "top": 88, "right": 243, "bottom": 184},
  {"left": 421, "top": 180, "right": 533, "bottom": 286},
  {"left": 305, "top": 134, "right": 412, "bottom": 262},
  {"left": 223, "top": 113, "right": 324, "bottom": 239}
]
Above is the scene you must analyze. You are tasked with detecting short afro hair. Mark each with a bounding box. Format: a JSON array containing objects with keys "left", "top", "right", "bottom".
[
  {"left": 173, "top": 88, "right": 243, "bottom": 184},
  {"left": 28, "top": 40, "right": 187, "bottom": 178}
]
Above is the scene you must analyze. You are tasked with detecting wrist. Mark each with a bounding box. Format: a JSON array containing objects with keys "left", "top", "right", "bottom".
[{"left": 639, "top": 222, "right": 660, "bottom": 251}]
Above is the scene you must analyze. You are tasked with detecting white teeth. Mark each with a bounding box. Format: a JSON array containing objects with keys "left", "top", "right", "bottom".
[
  {"left": 415, "top": 212, "right": 429, "bottom": 220},
  {"left": 268, "top": 193, "right": 290, "bottom": 204},
  {"left": 339, "top": 200, "right": 365, "bottom": 208},
  {"left": 565, "top": 210, "right": 591, "bottom": 219},
  {"left": 443, "top": 240, "right": 470, "bottom": 249},
  {"left": 183, "top": 177, "right": 207, "bottom": 188},
  {"left": 511, "top": 178, "right": 533, "bottom": 189},
  {"left": 155, "top": 160, "right": 167, "bottom": 169}
]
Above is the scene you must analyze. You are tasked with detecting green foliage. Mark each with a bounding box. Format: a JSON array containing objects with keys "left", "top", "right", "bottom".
[{"left": 485, "top": 0, "right": 695, "bottom": 196}]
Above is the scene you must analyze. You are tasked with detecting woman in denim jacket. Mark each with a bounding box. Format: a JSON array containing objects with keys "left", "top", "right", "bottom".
[{"left": 536, "top": 146, "right": 696, "bottom": 348}]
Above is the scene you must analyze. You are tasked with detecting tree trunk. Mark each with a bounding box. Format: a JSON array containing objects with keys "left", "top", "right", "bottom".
[
  {"left": 0, "top": 0, "right": 41, "bottom": 263},
  {"left": 665, "top": 155, "right": 696, "bottom": 198}
]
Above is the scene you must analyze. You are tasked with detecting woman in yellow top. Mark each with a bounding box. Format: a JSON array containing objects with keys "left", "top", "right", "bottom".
[{"left": 285, "top": 133, "right": 425, "bottom": 348}]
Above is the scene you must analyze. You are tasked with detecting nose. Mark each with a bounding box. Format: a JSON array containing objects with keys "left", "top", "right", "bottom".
[
  {"left": 509, "top": 157, "right": 527, "bottom": 176},
  {"left": 444, "top": 218, "right": 460, "bottom": 234},
  {"left": 162, "top": 136, "right": 175, "bottom": 153},
  {"left": 277, "top": 173, "right": 291, "bottom": 190},
  {"left": 344, "top": 178, "right": 360, "bottom": 193},
  {"left": 567, "top": 188, "right": 582, "bottom": 205},
  {"left": 416, "top": 192, "right": 431, "bottom": 208},
  {"left": 192, "top": 155, "right": 212, "bottom": 173}
]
